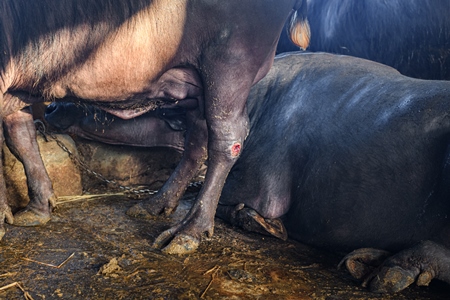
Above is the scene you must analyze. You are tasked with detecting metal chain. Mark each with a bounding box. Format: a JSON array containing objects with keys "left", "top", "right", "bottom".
[{"left": 34, "top": 120, "right": 203, "bottom": 198}]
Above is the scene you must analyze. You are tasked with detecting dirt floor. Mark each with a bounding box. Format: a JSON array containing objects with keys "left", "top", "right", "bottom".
[{"left": 1, "top": 191, "right": 449, "bottom": 300}]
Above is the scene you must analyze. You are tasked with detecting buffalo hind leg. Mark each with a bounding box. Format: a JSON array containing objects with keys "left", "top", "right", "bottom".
[
  {"left": 340, "top": 241, "right": 450, "bottom": 293},
  {"left": 152, "top": 142, "right": 246, "bottom": 255},
  {"left": 126, "top": 108, "right": 207, "bottom": 218},
  {"left": 4, "top": 107, "right": 57, "bottom": 226},
  {"left": 152, "top": 60, "right": 253, "bottom": 254}
]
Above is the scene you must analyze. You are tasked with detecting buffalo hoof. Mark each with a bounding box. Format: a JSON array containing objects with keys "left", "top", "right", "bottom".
[
  {"left": 145, "top": 192, "right": 179, "bottom": 217},
  {"left": 152, "top": 226, "right": 201, "bottom": 255},
  {"left": 338, "top": 248, "right": 391, "bottom": 280},
  {"left": 126, "top": 204, "right": 153, "bottom": 220},
  {"left": 152, "top": 197, "right": 214, "bottom": 255},
  {"left": 216, "top": 204, "right": 288, "bottom": 240},
  {"left": 342, "top": 241, "right": 450, "bottom": 293},
  {"left": 161, "top": 234, "right": 200, "bottom": 255},
  {"left": 237, "top": 208, "right": 288, "bottom": 241},
  {"left": 12, "top": 207, "right": 51, "bottom": 227},
  {"left": 366, "top": 265, "right": 418, "bottom": 293},
  {"left": 1, "top": 205, "right": 14, "bottom": 240}
]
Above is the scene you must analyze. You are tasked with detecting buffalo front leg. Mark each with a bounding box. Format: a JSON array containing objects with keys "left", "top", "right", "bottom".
[
  {"left": 153, "top": 67, "right": 251, "bottom": 255},
  {"left": 361, "top": 241, "right": 450, "bottom": 293},
  {"left": 127, "top": 108, "right": 208, "bottom": 218},
  {"left": 4, "top": 107, "right": 57, "bottom": 226},
  {"left": 340, "top": 241, "right": 450, "bottom": 293}
]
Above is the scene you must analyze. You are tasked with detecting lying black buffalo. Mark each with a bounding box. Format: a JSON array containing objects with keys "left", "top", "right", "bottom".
[
  {"left": 0, "top": 0, "right": 310, "bottom": 253},
  {"left": 277, "top": 0, "right": 450, "bottom": 80},
  {"left": 46, "top": 52, "right": 450, "bottom": 293}
]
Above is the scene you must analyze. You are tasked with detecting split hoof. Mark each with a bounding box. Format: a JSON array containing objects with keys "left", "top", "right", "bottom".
[
  {"left": 161, "top": 234, "right": 200, "bottom": 255},
  {"left": 237, "top": 207, "right": 288, "bottom": 240},
  {"left": 12, "top": 207, "right": 51, "bottom": 227},
  {"left": 342, "top": 242, "right": 448, "bottom": 293},
  {"left": 1, "top": 205, "right": 14, "bottom": 225},
  {"left": 126, "top": 204, "right": 153, "bottom": 220},
  {"left": 0, "top": 206, "right": 14, "bottom": 239},
  {"left": 338, "top": 248, "right": 391, "bottom": 280},
  {"left": 145, "top": 197, "right": 178, "bottom": 217},
  {"left": 367, "top": 266, "right": 416, "bottom": 293}
]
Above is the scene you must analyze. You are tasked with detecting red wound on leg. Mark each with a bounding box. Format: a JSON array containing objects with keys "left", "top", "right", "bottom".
[{"left": 231, "top": 143, "right": 241, "bottom": 157}]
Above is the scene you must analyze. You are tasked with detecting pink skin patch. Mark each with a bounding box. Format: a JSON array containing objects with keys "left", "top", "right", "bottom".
[{"left": 231, "top": 143, "right": 241, "bottom": 157}]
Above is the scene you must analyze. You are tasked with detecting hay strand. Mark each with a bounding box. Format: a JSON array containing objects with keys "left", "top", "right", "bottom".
[
  {"left": 0, "top": 272, "right": 17, "bottom": 278},
  {"left": 22, "top": 252, "right": 75, "bottom": 269},
  {"left": 0, "top": 282, "right": 34, "bottom": 300},
  {"left": 56, "top": 193, "right": 125, "bottom": 204},
  {"left": 200, "top": 265, "right": 220, "bottom": 298}
]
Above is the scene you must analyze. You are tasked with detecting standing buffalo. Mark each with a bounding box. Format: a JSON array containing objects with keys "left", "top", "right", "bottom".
[
  {"left": 278, "top": 0, "right": 450, "bottom": 80},
  {"left": 0, "top": 1, "right": 310, "bottom": 254},
  {"left": 47, "top": 52, "right": 450, "bottom": 293}
]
